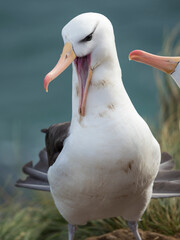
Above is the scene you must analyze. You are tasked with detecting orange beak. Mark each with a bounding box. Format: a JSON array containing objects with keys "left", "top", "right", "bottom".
[
  {"left": 129, "top": 50, "right": 180, "bottom": 75},
  {"left": 44, "top": 42, "right": 93, "bottom": 116},
  {"left": 44, "top": 42, "right": 76, "bottom": 92}
]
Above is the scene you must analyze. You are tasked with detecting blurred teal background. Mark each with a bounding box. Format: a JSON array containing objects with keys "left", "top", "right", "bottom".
[{"left": 1, "top": 0, "right": 180, "bottom": 193}]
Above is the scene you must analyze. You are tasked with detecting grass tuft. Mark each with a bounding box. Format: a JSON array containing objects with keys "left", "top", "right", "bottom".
[
  {"left": 155, "top": 25, "right": 180, "bottom": 168},
  {"left": 1, "top": 192, "right": 180, "bottom": 240}
]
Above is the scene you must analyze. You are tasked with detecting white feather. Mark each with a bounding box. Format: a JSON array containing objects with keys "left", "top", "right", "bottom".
[{"left": 48, "top": 13, "right": 161, "bottom": 225}]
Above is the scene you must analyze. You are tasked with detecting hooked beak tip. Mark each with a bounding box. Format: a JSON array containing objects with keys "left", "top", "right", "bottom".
[
  {"left": 44, "top": 74, "right": 51, "bottom": 92},
  {"left": 128, "top": 53, "right": 133, "bottom": 61},
  {"left": 129, "top": 50, "right": 143, "bottom": 61}
]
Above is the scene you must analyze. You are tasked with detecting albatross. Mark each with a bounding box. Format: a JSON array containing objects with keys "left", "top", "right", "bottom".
[
  {"left": 16, "top": 13, "right": 180, "bottom": 240},
  {"left": 129, "top": 50, "right": 180, "bottom": 87}
]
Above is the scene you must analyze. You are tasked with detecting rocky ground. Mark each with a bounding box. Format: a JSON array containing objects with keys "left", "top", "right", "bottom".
[{"left": 86, "top": 229, "right": 180, "bottom": 240}]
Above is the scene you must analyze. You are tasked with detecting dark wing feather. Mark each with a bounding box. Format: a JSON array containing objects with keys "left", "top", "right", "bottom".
[
  {"left": 44, "top": 122, "right": 70, "bottom": 166},
  {"left": 160, "top": 152, "right": 172, "bottom": 164},
  {"left": 15, "top": 149, "right": 50, "bottom": 191},
  {"left": 15, "top": 122, "right": 70, "bottom": 191},
  {"left": 152, "top": 152, "right": 180, "bottom": 198},
  {"left": 158, "top": 152, "right": 175, "bottom": 170},
  {"left": 155, "top": 170, "right": 180, "bottom": 182},
  {"left": 16, "top": 179, "right": 50, "bottom": 191},
  {"left": 153, "top": 182, "right": 180, "bottom": 198}
]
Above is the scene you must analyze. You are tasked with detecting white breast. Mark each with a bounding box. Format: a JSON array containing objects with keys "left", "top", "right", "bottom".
[{"left": 48, "top": 107, "right": 160, "bottom": 225}]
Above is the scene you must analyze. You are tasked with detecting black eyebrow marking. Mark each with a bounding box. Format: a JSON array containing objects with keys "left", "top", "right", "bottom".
[{"left": 79, "top": 23, "right": 98, "bottom": 43}]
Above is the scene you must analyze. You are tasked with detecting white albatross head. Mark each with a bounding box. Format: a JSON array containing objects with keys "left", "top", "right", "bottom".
[{"left": 44, "top": 13, "right": 118, "bottom": 116}]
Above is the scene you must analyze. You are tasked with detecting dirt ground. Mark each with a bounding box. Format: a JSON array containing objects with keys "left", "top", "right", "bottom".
[{"left": 86, "top": 229, "right": 180, "bottom": 240}]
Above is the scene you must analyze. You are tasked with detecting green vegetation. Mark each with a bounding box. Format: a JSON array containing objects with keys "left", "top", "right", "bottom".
[
  {"left": 1, "top": 27, "right": 180, "bottom": 240},
  {"left": 0, "top": 191, "right": 126, "bottom": 240},
  {"left": 156, "top": 25, "right": 180, "bottom": 168},
  {"left": 1, "top": 192, "right": 180, "bottom": 240}
]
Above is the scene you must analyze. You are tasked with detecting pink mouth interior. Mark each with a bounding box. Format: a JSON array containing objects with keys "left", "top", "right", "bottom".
[{"left": 74, "top": 54, "right": 91, "bottom": 114}]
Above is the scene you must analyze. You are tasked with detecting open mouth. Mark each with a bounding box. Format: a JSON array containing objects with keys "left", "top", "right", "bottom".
[
  {"left": 44, "top": 42, "right": 92, "bottom": 117},
  {"left": 74, "top": 54, "right": 92, "bottom": 116}
]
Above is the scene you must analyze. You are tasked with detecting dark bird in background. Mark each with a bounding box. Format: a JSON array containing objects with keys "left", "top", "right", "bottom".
[{"left": 16, "top": 13, "right": 180, "bottom": 240}]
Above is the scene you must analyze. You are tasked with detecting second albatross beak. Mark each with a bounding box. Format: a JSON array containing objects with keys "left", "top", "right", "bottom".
[{"left": 129, "top": 50, "right": 180, "bottom": 87}]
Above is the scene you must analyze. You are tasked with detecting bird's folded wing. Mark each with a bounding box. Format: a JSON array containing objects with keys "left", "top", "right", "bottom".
[{"left": 152, "top": 152, "right": 180, "bottom": 198}]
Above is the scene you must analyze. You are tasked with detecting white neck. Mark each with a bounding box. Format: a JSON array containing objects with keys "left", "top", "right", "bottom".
[{"left": 71, "top": 46, "right": 134, "bottom": 127}]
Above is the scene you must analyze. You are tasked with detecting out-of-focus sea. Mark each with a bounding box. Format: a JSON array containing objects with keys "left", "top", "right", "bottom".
[{"left": 1, "top": 0, "right": 180, "bottom": 192}]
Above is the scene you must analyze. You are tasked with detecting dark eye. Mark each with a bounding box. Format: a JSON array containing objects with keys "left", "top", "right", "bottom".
[{"left": 81, "top": 32, "right": 93, "bottom": 42}]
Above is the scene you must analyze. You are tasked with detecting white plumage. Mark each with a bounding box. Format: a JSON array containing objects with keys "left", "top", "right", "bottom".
[{"left": 47, "top": 13, "right": 161, "bottom": 227}]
